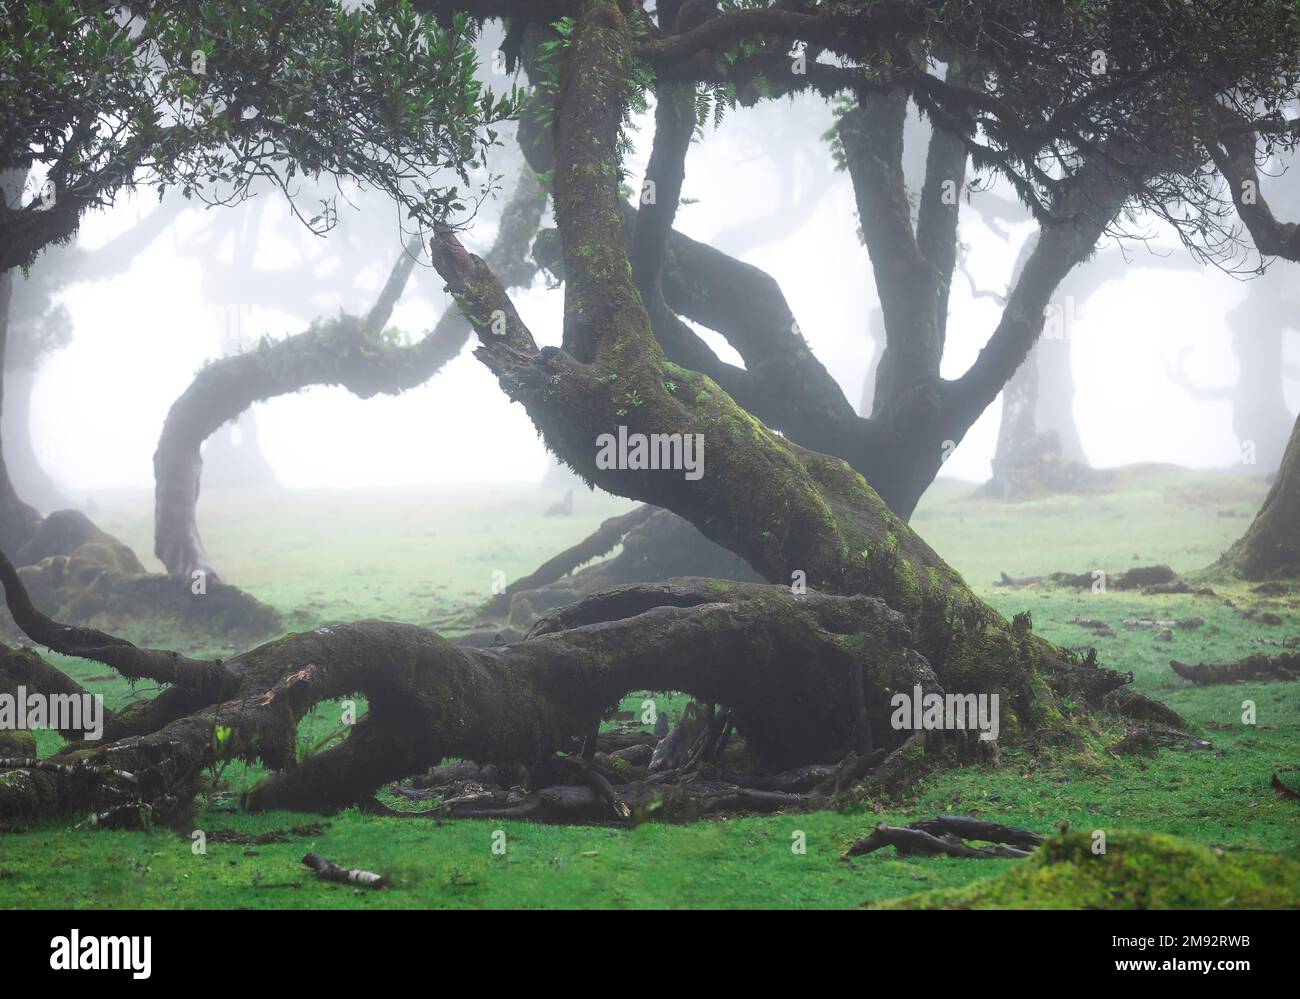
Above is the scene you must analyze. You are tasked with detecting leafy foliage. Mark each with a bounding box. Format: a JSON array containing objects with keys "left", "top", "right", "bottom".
[{"left": 0, "top": 0, "right": 520, "bottom": 271}]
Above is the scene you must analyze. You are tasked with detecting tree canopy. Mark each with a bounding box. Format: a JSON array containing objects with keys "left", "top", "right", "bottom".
[{"left": 0, "top": 0, "right": 519, "bottom": 273}]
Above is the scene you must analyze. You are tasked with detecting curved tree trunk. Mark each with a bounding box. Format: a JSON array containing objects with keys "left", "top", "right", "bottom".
[
  {"left": 152, "top": 292, "right": 443, "bottom": 580},
  {"left": 154, "top": 169, "right": 547, "bottom": 580},
  {"left": 1217, "top": 411, "right": 1300, "bottom": 579}
]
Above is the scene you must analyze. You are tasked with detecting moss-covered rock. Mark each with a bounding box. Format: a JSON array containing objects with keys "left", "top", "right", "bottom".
[{"left": 873, "top": 830, "right": 1300, "bottom": 909}]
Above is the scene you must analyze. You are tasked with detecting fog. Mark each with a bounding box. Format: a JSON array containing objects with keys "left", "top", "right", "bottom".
[{"left": 26, "top": 85, "right": 1300, "bottom": 499}]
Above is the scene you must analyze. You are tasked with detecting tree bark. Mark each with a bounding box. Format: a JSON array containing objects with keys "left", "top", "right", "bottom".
[{"left": 0, "top": 562, "right": 1142, "bottom": 823}]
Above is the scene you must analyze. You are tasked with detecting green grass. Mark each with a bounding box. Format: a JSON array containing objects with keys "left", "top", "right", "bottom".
[{"left": 2, "top": 467, "right": 1298, "bottom": 909}]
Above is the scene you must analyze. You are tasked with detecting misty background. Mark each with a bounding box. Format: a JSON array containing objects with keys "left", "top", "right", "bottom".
[{"left": 24, "top": 47, "right": 1300, "bottom": 503}]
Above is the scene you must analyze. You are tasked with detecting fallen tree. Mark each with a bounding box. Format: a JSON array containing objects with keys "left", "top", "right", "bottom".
[
  {"left": 1170, "top": 651, "right": 1300, "bottom": 685},
  {"left": 843, "top": 815, "right": 1044, "bottom": 860}
]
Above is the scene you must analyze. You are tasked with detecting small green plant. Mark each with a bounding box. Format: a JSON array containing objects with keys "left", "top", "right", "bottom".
[{"left": 197, "top": 723, "right": 235, "bottom": 810}]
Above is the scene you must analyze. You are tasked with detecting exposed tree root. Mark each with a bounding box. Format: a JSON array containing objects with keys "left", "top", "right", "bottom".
[
  {"left": 0, "top": 571, "right": 928, "bottom": 823},
  {"left": 0, "top": 555, "right": 1158, "bottom": 826},
  {"left": 1170, "top": 651, "right": 1300, "bottom": 685},
  {"left": 381, "top": 726, "right": 859, "bottom": 824}
]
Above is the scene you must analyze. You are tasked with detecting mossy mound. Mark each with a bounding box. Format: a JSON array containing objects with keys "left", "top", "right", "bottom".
[
  {"left": 2, "top": 509, "right": 280, "bottom": 646},
  {"left": 872, "top": 831, "right": 1300, "bottom": 909}
]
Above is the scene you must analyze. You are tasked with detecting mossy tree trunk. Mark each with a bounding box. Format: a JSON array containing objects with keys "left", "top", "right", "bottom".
[
  {"left": 430, "top": 1, "right": 1149, "bottom": 704},
  {"left": 510, "top": 25, "right": 1132, "bottom": 523},
  {"left": 1217, "top": 411, "right": 1300, "bottom": 579}
]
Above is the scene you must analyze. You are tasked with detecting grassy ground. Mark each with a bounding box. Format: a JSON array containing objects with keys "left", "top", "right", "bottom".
[{"left": 1, "top": 466, "right": 1297, "bottom": 909}]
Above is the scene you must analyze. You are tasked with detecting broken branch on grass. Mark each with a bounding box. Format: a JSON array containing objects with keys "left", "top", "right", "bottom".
[{"left": 301, "top": 853, "right": 389, "bottom": 889}]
